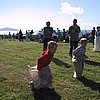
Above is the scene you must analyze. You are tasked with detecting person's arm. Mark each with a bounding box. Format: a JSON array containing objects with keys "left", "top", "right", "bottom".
[
  {"left": 51, "top": 27, "right": 53, "bottom": 35},
  {"left": 43, "top": 27, "right": 46, "bottom": 36},
  {"left": 76, "top": 26, "right": 81, "bottom": 33},
  {"left": 84, "top": 54, "right": 88, "bottom": 59},
  {"left": 68, "top": 27, "right": 71, "bottom": 34},
  {"left": 73, "top": 48, "right": 84, "bottom": 59},
  {"left": 37, "top": 52, "right": 52, "bottom": 70},
  {"left": 79, "top": 26, "right": 81, "bottom": 33}
]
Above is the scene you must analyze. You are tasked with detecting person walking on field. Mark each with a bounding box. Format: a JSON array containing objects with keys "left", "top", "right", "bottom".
[
  {"left": 43, "top": 21, "right": 53, "bottom": 51},
  {"left": 68, "top": 19, "right": 81, "bottom": 58}
]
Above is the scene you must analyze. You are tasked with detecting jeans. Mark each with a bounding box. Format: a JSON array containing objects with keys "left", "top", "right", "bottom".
[{"left": 69, "top": 40, "right": 78, "bottom": 57}]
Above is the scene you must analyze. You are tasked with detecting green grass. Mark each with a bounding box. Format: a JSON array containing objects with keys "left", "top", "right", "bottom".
[{"left": 0, "top": 40, "right": 100, "bottom": 100}]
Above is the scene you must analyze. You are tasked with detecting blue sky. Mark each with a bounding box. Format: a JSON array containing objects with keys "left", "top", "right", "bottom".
[{"left": 0, "top": 0, "right": 100, "bottom": 32}]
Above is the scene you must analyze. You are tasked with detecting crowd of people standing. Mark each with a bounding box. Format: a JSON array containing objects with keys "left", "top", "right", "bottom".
[{"left": 0, "top": 19, "right": 99, "bottom": 53}]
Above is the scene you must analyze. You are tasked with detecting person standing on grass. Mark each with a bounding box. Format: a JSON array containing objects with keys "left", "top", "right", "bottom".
[
  {"left": 19, "top": 29, "right": 23, "bottom": 41},
  {"left": 43, "top": 21, "right": 53, "bottom": 51},
  {"left": 28, "top": 41, "right": 58, "bottom": 89},
  {"left": 68, "top": 19, "right": 81, "bottom": 58},
  {"left": 12, "top": 33, "right": 15, "bottom": 41},
  {"left": 91, "top": 27, "right": 96, "bottom": 46},
  {"left": 72, "top": 38, "right": 88, "bottom": 79},
  {"left": 25, "top": 30, "right": 29, "bottom": 41},
  {"left": 93, "top": 26, "right": 100, "bottom": 52}
]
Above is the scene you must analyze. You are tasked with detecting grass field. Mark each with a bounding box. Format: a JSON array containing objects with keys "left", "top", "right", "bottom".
[{"left": 0, "top": 40, "right": 100, "bottom": 100}]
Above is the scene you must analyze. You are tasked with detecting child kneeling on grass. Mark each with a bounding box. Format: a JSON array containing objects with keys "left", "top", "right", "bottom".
[
  {"left": 72, "top": 38, "right": 88, "bottom": 79},
  {"left": 28, "top": 41, "right": 58, "bottom": 89}
]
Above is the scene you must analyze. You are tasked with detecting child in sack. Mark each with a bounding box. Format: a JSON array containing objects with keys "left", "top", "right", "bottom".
[
  {"left": 72, "top": 38, "right": 88, "bottom": 79},
  {"left": 28, "top": 41, "right": 58, "bottom": 89}
]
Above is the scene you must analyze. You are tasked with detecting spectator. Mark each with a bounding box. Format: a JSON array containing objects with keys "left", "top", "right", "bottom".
[
  {"left": 12, "top": 33, "right": 15, "bottom": 41},
  {"left": 91, "top": 27, "right": 96, "bottom": 46},
  {"left": 93, "top": 26, "right": 100, "bottom": 51},
  {"left": 26, "top": 30, "right": 29, "bottom": 41},
  {"left": 43, "top": 21, "right": 53, "bottom": 51},
  {"left": 19, "top": 29, "right": 23, "bottom": 41},
  {"left": 68, "top": 19, "right": 81, "bottom": 57}
]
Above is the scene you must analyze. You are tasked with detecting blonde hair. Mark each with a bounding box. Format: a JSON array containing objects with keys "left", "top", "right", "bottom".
[
  {"left": 47, "top": 41, "right": 57, "bottom": 49},
  {"left": 80, "top": 38, "right": 87, "bottom": 44}
]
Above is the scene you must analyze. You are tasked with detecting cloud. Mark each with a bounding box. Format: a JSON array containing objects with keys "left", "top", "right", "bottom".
[{"left": 59, "top": 2, "right": 84, "bottom": 16}]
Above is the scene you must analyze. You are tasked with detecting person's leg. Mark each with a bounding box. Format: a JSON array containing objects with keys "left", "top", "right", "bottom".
[
  {"left": 69, "top": 40, "right": 73, "bottom": 57},
  {"left": 73, "top": 61, "right": 82, "bottom": 78},
  {"left": 38, "top": 66, "right": 52, "bottom": 89},
  {"left": 43, "top": 39, "right": 48, "bottom": 51},
  {"left": 22, "top": 36, "right": 23, "bottom": 42},
  {"left": 43, "top": 38, "right": 51, "bottom": 51},
  {"left": 74, "top": 41, "right": 78, "bottom": 50}
]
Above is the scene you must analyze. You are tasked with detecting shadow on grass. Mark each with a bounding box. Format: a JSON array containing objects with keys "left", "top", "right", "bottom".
[
  {"left": 0, "top": 77, "right": 7, "bottom": 82},
  {"left": 78, "top": 77, "right": 100, "bottom": 92},
  {"left": 32, "top": 88, "right": 61, "bottom": 100},
  {"left": 85, "top": 60, "right": 100, "bottom": 66},
  {"left": 52, "top": 58, "right": 70, "bottom": 68}
]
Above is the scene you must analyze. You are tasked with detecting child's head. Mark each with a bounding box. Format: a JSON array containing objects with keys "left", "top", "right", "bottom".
[
  {"left": 80, "top": 38, "right": 87, "bottom": 47},
  {"left": 47, "top": 41, "right": 58, "bottom": 55}
]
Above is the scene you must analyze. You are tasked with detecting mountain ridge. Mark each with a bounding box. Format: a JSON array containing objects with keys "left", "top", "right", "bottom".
[{"left": 0, "top": 27, "right": 18, "bottom": 31}]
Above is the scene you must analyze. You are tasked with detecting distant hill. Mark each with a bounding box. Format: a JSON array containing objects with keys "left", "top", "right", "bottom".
[{"left": 0, "top": 27, "right": 18, "bottom": 31}]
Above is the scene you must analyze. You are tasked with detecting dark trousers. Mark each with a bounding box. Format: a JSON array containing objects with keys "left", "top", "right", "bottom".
[
  {"left": 43, "top": 38, "right": 51, "bottom": 51},
  {"left": 69, "top": 40, "right": 78, "bottom": 57}
]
